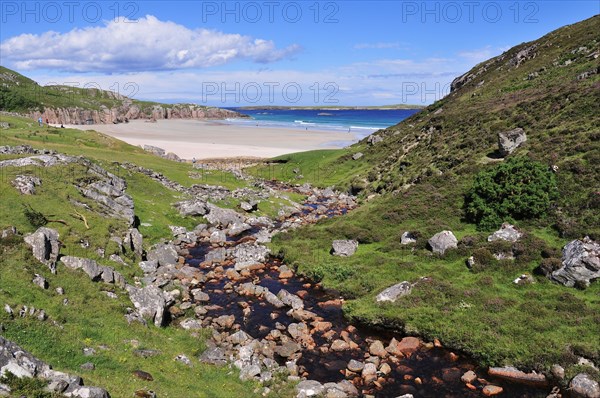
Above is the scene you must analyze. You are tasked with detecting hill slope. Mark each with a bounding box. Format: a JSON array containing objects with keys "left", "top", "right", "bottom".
[
  {"left": 0, "top": 66, "right": 244, "bottom": 124},
  {"left": 260, "top": 14, "right": 600, "bottom": 381}
]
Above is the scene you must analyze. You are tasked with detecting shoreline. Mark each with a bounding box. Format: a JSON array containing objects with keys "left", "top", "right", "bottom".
[{"left": 67, "top": 119, "right": 360, "bottom": 160}]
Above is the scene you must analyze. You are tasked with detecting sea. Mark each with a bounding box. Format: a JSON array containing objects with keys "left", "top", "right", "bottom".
[{"left": 224, "top": 108, "right": 421, "bottom": 141}]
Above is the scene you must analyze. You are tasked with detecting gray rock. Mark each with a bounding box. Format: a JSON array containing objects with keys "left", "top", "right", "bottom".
[
  {"left": 352, "top": 152, "right": 363, "bottom": 160},
  {"left": 0, "top": 336, "right": 50, "bottom": 378},
  {"left": 488, "top": 223, "right": 522, "bottom": 242},
  {"left": 80, "top": 362, "right": 95, "bottom": 370},
  {"left": 228, "top": 222, "right": 251, "bottom": 237},
  {"left": 400, "top": 231, "right": 417, "bottom": 245},
  {"left": 209, "top": 230, "right": 227, "bottom": 244},
  {"left": 347, "top": 359, "right": 364, "bottom": 372},
  {"left": 1, "top": 226, "right": 19, "bottom": 239},
  {"left": 3, "top": 304, "right": 13, "bottom": 317},
  {"left": 239, "top": 363, "right": 261, "bottom": 380},
  {"left": 275, "top": 341, "right": 301, "bottom": 358},
  {"left": 175, "top": 354, "right": 192, "bottom": 366},
  {"left": 66, "top": 386, "right": 110, "bottom": 398},
  {"left": 11, "top": 175, "right": 41, "bottom": 195},
  {"left": 230, "top": 243, "right": 270, "bottom": 271},
  {"left": 199, "top": 347, "right": 227, "bottom": 365},
  {"left": 552, "top": 237, "right": 600, "bottom": 288},
  {"left": 296, "top": 380, "right": 325, "bottom": 398},
  {"left": 277, "top": 289, "right": 304, "bottom": 310},
  {"left": 175, "top": 200, "right": 208, "bottom": 217},
  {"left": 124, "top": 228, "right": 143, "bottom": 257},
  {"left": 367, "top": 134, "right": 383, "bottom": 146},
  {"left": 331, "top": 240, "right": 358, "bottom": 257},
  {"left": 205, "top": 203, "right": 245, "bottom": 227},
  {"left": 551, "top": 364, "right": 565, "bottom": 380},
  {"left": 143, "top": 145, "right": 166, "bottom": 156},
  {"left": 428, "top": 230, "right": 458, "bottom": 255},
  {"left": 147, "top": 243, "right": 179, "bottom": 267},
  {"left": 240, "top": 201, "right": 259, "bottom": 212},
  {"left": 32, "top": 274, "right": 48, "bottom": 289},
  {"left": 126, "top": 285, "right": 167, "bottom": 327},
  {"left": 180, "top": 318, "right": 203, "bottom": 330},
  {"left": 60, "top": 256, "right": 103, "bottom": 281},
  {"left": 570, "top": 373, "right": 600, "bottom": 398},
  {"left": 133, "top": 349, "right": 161, "bottom": 358},
  {"left": 498, "top": 128, "right": 527, "bottom": 156},
  {"left": 139, "top": 260, "right": 159, "bottom": 274},
  {"left": 24, "top": 227, "right": 60, "bottom": 273},
  {"left": 205, "top": 247, "right": 227, "bottom": 263},
  {"left": 376, "top": 281, "right": 412, "bottom": 303}
]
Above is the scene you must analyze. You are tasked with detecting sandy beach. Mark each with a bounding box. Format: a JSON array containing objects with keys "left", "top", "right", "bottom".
[{"left": 67, "top": 119, "right": 360, "bottom": 160}]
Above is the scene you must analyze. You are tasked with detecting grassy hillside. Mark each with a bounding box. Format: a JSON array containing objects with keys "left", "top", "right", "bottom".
[
  {"left": 260, "top": 15, "right": 600, "bottom": 379},
  {"left": 0, "top": 65, "right": 221, "bottom": 115},
  {"left": 0, "top": 114, "right": 305, "bottom": 397}
]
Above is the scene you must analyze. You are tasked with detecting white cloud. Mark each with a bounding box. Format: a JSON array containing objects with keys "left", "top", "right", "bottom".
[{"left": 0, "top": 15, "right": 301, "bottom": 72}]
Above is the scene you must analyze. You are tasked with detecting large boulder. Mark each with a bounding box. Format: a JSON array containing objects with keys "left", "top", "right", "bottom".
[
  {"left": 24, "top": 227, "right": 60, "bottom": 273},
  {"left": 147, "top": 243, "right": 179, "bottom": 267},
  {"left": 376, "top": 282, "right": 412, "bottom": 303},
  {"left": 175, "top": 200, "right": 207, "bottom": 217},
  {"left": 498, "top": 128, "right": 527, "bottom": 156},
  {"left": 126, "top": 285, "right": 168, "bottom": 327},
  {"left": 487, "top": 223, "right": 522, "bottom": 242},
  {"left": 205, "top": 203, "right": 245, "bottom": 227},
  {"left": 428, "top": 230, "right": 458, "bottom": 255},
  {"left": 61, "top": 256, "right": 102, "bottom": 280},
  {"left": 570, "top": 373, "right": 600, "bottom": 398},
  {"left": 229, "top": 243, "right": 270, "bottom": 271},
  {"left": 331, "top": 240, "right": 358, "bottom": 257},
  {"left": 552, "top": 237, "right": 600, "bottom": 288}
]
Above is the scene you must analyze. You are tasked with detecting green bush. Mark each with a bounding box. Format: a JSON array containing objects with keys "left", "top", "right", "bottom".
[{"left": 465, "top": 157, "right": 558, "bottom": 230}]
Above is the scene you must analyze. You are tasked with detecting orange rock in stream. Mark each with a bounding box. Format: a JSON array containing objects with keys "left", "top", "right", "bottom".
[
  {"left": 296, "top": 290, "right": 308, "bottom": 299},
  {"left": 482, "top": 385, "right": 504, "bottom": 396}
]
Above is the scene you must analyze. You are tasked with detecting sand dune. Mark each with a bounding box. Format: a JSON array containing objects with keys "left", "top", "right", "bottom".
[{"left": 68, "top": 119, "right": 359, "bottom": 159}]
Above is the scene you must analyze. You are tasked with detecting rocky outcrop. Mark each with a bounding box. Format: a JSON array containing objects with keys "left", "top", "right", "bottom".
[
  {"left": 498, "top": 128, "right": 527, "bottom": 156},
  {"left": 428, "top": 230, "right": 458, "bottom": 255},
  {"left": 0, "top": 336, "right": 109, "bottom": 396},
  {"left": 488, "top": 223, "right": 522, "bottom": 242},
  {"left": 24, "top": 227, "right": 60, "bottom": 274},
  {"left": 28, "top": 103, "right": 246, "bottom": 125},
  {"left": 331, "top": 240, "right": 358, "bottom": 257},
  {"left": 552, "top": 237, "right": 600, "bottom": 288},
  {"left": 126, "top": 285, "right": 168, "bottom": 327},
  {"left": 146, "top": 243, "right": 179, "bottom": 267},
  {"left": 11, "top": 175, "right": 41, "bottom": 195}
]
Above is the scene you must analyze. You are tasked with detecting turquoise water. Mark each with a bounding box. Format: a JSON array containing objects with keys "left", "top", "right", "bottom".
[{"left": 225, "top": 108, "right": 421, "bottom": 140}]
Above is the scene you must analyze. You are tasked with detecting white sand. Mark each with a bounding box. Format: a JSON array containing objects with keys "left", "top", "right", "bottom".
[{"left": 68, "top": 119, "right": 359, "bottom": 160}]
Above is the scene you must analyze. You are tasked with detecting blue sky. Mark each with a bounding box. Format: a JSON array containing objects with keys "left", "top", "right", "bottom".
[{"left": 1, "top": 1, "right": 598, "bottom": 106}]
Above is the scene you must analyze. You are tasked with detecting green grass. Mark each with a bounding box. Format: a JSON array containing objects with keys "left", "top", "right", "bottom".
[
  {"left": 0, "top": 116, "right": 305, "bottom": 397},
  {"left": 0, "top": 235, "right": 262, "bottom": 398},
  {"left": 270, "top": 175, "right": 600, "bottom": 379}
]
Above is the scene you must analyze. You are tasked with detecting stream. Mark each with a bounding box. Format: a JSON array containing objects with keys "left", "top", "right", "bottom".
[{"left": 182, "top": 189, "right": 554, "bottom": 398}]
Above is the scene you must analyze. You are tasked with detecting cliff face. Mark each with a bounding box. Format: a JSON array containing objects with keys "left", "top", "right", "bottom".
[
  {"left": 0, "top": 66, "right": 246, "bottom": 124},
  {"left": 28, "top": 103, "right": 244, "bottom": 125}
]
